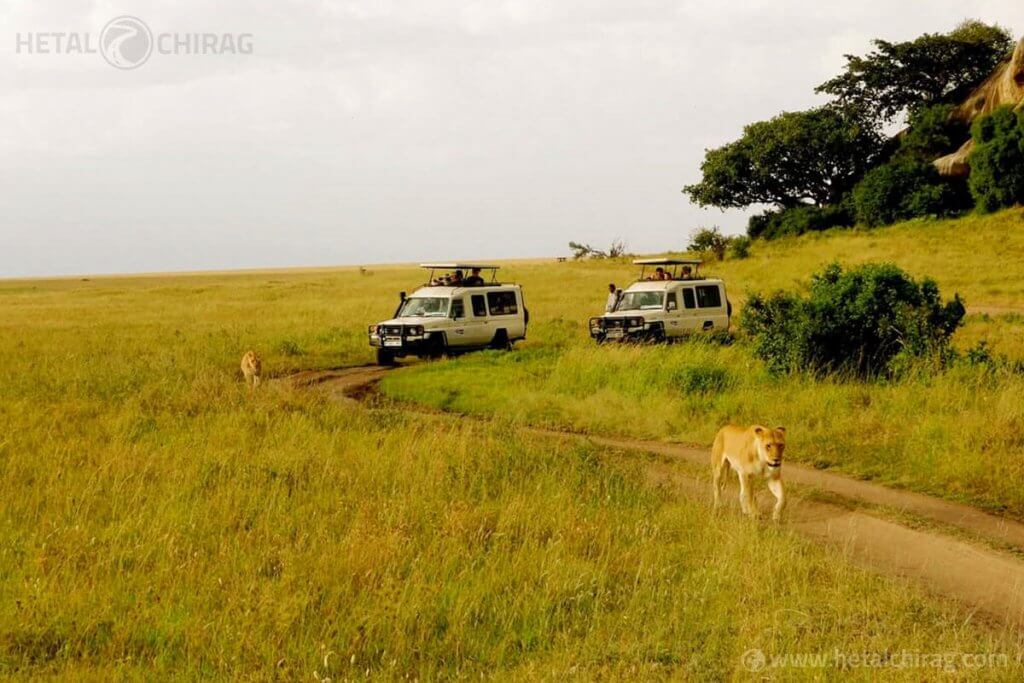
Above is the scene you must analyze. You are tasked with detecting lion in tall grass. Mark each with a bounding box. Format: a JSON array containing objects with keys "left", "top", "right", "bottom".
[{"left": 240, "top": 351, "right": 262, "bottom": 392}]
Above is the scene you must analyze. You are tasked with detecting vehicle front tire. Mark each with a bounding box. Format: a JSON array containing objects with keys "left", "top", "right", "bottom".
[
  {"left": 427, "top": 333, "right": 448, "bottom": 360},
  {"left": 375, "top": 348, "right": 396, "bottom": 366}
]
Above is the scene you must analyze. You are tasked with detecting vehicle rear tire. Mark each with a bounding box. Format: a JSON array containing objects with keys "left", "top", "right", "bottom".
[
  {"left": 375, "top": 348, "right": 396, "bottom": 366},
  {"left": 490, "top": 329, "right": 512, "bottom": 351}
]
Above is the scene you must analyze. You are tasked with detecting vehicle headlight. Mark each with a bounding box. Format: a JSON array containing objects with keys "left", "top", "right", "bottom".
[
  {"left": 630, "top": 317, "right": 644, "bottom": 328},
  {"left": 408, "top": 325, "right": 424, "bottom": 336}
]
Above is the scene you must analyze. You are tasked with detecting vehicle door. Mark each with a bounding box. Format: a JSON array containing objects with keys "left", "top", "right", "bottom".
[
  {"left": 679, "top": 286, "right": 702, "bottom": 331},
  {"left": 662, "top": 289, "right": 684, "bottom": 337},
  {"left": 460, "top": 293, "right": 493, "bottom": 346},
  {"left": 446, "top": 297, "right": 472, "bottom": 348},
  {"left": 694, "top": 283, "right": 726, "bottom": 332}
]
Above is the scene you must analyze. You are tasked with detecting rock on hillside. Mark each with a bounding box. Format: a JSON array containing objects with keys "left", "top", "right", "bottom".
[{"left": 935, "top": 35, "right": 1024, "bottom": 177}]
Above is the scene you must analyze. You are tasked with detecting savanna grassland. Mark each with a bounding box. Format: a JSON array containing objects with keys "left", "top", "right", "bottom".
[
  {"left": 384, "top": 208, "right": 1024, "bottom": 517},
  {"left": 3, "top": 209, "right": 1024, "bottom": 678}
]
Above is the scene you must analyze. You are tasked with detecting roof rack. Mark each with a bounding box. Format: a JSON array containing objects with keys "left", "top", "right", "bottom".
[
  {"left": 632, "top": 259, "right": 702, "bottom": 266},
  {"left": 419, "top": 263, "right": 500, "bottom": 270},
  {"left": 419, "top": 263, "right": 500, "bottom": 285}
]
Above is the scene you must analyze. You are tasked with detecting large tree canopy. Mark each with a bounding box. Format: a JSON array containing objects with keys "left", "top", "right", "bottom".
[
  {"left": 683, "top": 106, "right": 883, "bottom": 210},
  {"left": 816, "top": 20, "right": 1014, "bottom": 125}
]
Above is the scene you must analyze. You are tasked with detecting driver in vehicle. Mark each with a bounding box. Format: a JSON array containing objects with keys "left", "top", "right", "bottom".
[{"left": 464, "top": 268, "right": 485, "bottom": 286}]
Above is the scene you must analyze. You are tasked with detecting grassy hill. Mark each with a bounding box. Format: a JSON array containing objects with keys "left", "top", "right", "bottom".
[{"left": 3, "top": 208, "right": 1024, "bottom": 677}]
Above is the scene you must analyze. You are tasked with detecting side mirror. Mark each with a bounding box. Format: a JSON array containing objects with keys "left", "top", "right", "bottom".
[{"left": 399, "top": 291, "right": 407, "bottom": 302}]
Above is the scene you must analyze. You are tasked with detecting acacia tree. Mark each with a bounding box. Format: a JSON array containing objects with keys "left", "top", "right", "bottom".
[
  {"left": 816, "top": 20, "right": 1014, "bottom": 125},
  {"left": 683, "top": 106, "right": 883, "bottom": 210}
]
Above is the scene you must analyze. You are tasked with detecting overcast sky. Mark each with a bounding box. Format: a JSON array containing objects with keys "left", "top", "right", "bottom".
[{"left": 2, "top": 1, "right": 1023, "bottom": 277}]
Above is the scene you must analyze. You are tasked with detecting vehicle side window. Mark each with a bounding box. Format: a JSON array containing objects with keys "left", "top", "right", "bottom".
[
  {"left": 487, "top": 291, "right": 518, "bottom": 316},
  {"left": 471, "top": 294, "right": 487, "bottom": 317},
  {"left": 682, "top": 288, "right": 696, "bottom": 309},
  {"left": 696, "top": 285, "right": 722, "bottom": 308},
  {"left": 451, "top": 298, "right": 465, "bottom": 318},
  {"left": 666, "top": 292, "right": 677, "bottom": 310}
]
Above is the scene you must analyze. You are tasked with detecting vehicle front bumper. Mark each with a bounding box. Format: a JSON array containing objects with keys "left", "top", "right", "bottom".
[
  {"left": 589, "top": 316, "right": 649, "bottom": 341},
  {"left": 368, "top": 324, "right": 431, "bottom": 353}
]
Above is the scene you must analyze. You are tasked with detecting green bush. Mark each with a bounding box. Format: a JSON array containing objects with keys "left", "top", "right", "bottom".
[
  {"left": 728, "top": 235, "right": 752, "bottom": 259},
  {"left": 747, "top": 204, "right": 854, "bottom": 240},
  {"left": 688, "top": 226, "right": 729, "bottom": 260},
  {"left": 741, "top": 262, "right": 964, "bottom": 378},
  {"left": 968, "top": 106, "right": 1024, "bottom": 213},
  {"left": 852, "top": 157, "right": 968, "bottom": 226},
  {"left": 899, "top": 104, "right": 967, "bottom": 160}
]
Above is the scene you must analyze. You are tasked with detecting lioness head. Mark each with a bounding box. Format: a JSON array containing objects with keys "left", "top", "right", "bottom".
[{"left": 754, "top": 426, "right": 786, "bottom": 468}]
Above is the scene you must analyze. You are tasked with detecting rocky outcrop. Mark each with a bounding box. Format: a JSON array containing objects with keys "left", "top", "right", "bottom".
[{"left": 935, "top": 36, "right": 1024, "bottom": 177}]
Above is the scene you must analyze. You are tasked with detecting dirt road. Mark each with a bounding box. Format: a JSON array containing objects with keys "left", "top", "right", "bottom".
[{"left": 290, "top": 365, "right": 1024, "bottom": 627}]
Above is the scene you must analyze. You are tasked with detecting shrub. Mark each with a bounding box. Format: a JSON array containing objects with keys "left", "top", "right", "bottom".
[
  {"left": 568, "top": 239, "right": 629, "bottom": 260},
  {"left": 968, "top": 106, "right": 1024, "bottom": 213},
  {"left": 852, "top": 157, "right": 969, "bottom": 226},
  {"left": 277, "top": 339, "right": 304, "bottom": 357},
  {"left": 728, "top": 235, "right": 752, "bottom": 260},
  {"left": 747, "top": 204, "right": 854, "bottom": 240},
  {"left": 741, "top": 262, "right": 965, "bottom": 378},
  {"left": 899, "top": 104, "right": 967, "bottom": 160},
  {"left": 688, "top": 226, "right": 729, "bottom": 261}
]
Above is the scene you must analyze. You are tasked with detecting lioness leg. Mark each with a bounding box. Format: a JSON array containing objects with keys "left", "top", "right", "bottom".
[
  {"left": 712, "top": 454, "right": 729, "bottom": 509},
  {"left": 737, "top": 472, "right": 754, "bottom": 516},
  {"left": 767, "top": 477, "right": 785, "bottom": 522}
]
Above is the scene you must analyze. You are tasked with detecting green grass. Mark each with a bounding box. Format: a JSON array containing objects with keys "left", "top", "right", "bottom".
[
  {"left": 381, "top": 209, "right": 1024, "bottom": 517},
  {"left": 3, "top": 210, "right": 1024, "bottom": 677}
]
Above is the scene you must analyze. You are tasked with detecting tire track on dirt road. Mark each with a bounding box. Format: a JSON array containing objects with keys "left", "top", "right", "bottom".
[{"left": 287, "top": 365, "right": 1024, "bottom": 627}]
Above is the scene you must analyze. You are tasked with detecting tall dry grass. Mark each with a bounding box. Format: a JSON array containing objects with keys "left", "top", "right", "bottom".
[{"left": 3, "top": 263, "right": 1024, "bottom": 677}]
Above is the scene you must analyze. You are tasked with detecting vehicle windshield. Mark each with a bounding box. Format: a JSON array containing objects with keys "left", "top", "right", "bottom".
[
  {"left": 616, "top": 290, "right": 665, "bottom": 311},
  {"left": 397, "top": 297, "right": 450, "bottom": 318}
]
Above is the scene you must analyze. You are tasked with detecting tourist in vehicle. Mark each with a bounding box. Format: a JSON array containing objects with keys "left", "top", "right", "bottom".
[
  {"left": 681, "top": 266, "right": 693, "bottom": 280},
  {"left": 451, "top": 270, "right": 465, "bottom": 286},
  {"left": 655, "top": 267, "right": 670, "bottom": 281},
  {"left": 606, "top": 283, "right": 620, "bottom": 312},
  {"left": 464, "top": 268, "right": 485, "bottom": 286}
]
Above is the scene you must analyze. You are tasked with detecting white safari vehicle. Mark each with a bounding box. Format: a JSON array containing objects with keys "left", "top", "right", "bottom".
[
  {"left": 589, "top": 259, "right": 730, "bottom": 343},
  {"left": 368, "top": 264, "right": 528, "bottom": 365}
]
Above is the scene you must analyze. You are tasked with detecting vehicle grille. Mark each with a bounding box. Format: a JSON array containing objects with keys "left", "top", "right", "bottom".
[
  {"left": 383, "top": 325, "right": 404, "bottom": 336},
  {"left": 603, "top": 318, "right": 627, "bottom": 329}
]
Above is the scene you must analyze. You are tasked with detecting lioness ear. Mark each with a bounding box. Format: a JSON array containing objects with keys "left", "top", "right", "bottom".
[
  {"left": 754, "top": 426, "right": 765, "bottom": 436},
  {"left": 775, "top": 426, "right": 786, "bottom": 434}
]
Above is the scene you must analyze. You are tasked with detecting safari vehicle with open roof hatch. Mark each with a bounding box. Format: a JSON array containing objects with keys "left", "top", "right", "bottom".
[
  {"left": 589, "top": 259, "right": 730, "bottom": 343},
  {"left": 368, "top": 264, "right": 528, "bottom": 365}
]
